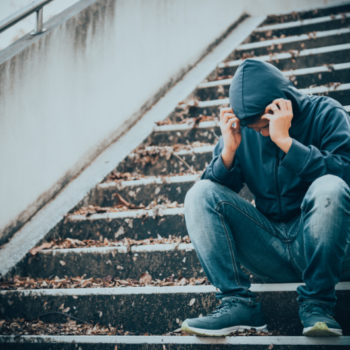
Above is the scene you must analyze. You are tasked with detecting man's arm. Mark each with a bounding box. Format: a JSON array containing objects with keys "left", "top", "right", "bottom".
[
  {"left": 201, "top": 138, "right": 245, "bottom": 193},
  {"left": 201, "top": 108, "right": 244, "bottom": 192},
  {"left": 263, "top": 99, "right": 350, "bottom": 183},
  {"left": 218, "top": 107, "right": 242, "bottom": 169},
  {"left": 280, "top": 107, "right": 350, "bottom": 184}
]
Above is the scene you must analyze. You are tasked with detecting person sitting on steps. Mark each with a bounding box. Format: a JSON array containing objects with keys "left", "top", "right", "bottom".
[{"left": 181, "top": 59, "right": 350, "bottom": 337}]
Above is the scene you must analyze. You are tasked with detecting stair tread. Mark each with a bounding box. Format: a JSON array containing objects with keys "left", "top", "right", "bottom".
[
  {"left": 238, "top": 27, "right": 350, "bottom": 51},
  {"left": 256, "top": 12, "right": 350, "bottom": 32},
  {"left": 219, "top": 43, "right": 350, "bottom": 68},
  {"left": 1, "top": 334, "right": 350, "bottom": 345},
  {"left": 201, "top": 62, "right": 350, "bottom": 87},
  {"left": 2, "top": 281, "right": 350, "bottom": 294}
]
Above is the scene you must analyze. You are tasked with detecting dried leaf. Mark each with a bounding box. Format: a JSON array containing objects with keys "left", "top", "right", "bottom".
[
  {"left": 139, "top": 272, "right": 152, "bottom": 285},
  {"left": 189, "top": 298, "right": 196, "bottom": 306},
  {"left": 30, "top": 242, "right": 54, "bottom": 256},
  {"left": 113, "top": 193, "right": 144, "bottom": 209}
]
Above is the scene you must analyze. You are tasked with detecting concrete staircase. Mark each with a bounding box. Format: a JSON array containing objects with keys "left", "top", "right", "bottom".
[{"left": 1, "top": 3, "right": 350, "bottom": 349}]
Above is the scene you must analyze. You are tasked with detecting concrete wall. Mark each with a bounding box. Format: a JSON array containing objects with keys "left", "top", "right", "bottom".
[
  {"left": 0, "top": 0, "right": 338, "bottom": 243},
  {"left": 0, "top": 0, "right": 248, "bottom": 243}
]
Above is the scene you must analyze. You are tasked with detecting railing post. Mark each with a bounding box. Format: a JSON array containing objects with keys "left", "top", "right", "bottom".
[
  {"left": 0, "top": 0, "right": 53, "bottom": 35},
  {"left": 31, "top": 6, "right": 46, "bottom": 35}
]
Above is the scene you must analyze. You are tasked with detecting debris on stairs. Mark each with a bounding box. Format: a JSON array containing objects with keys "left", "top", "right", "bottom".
[{"left": 1, "top": 2, "right": 350, "bottom": 349}]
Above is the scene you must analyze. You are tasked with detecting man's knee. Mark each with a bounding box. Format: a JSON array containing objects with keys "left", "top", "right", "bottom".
[
  {"left": 184, "top": 180, "right": 219, "bottom": 210},
  {"left": 302, "top": 174, "right": 350, "bottom": 210},
  {"left": 184, "top": 180, "right": 220, "bottom": 243}
]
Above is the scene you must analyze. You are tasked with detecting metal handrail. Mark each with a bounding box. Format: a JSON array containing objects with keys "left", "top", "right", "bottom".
[{"left": 0, "top": 0, "right": 54, "bottom": 35}]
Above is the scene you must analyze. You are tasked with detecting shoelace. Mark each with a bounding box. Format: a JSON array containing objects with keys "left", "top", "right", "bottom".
[{"left": 208, "top": 301, "right": 238, "bottom": 318}]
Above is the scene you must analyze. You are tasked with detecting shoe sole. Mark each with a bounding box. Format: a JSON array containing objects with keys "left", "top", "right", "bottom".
[
  {"left": 303, "top": 322, "right": 342, "bottom": 337},
  {"left": 181, "top": 320, "right": 268, "bottom": 337}
]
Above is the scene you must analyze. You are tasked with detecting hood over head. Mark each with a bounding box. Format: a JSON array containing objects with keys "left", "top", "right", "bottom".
[{"left": 229, "top": 59, "right": 306, "bottom": 126}]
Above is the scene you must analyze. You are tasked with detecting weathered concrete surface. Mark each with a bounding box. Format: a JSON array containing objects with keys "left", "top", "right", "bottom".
[
  {"left": 260, "top": 3, "right": 350, "bottom": 24},
  {"left": 0, "top": 0, "right": 248, "bottom": 244},
  {"left": 195, "top": 67, "right": 350, "bottom": 101},
  {"left": 148, "top": 126, "right": 220, "bottom": 147},
  {"left": 2, "top": 335, "right": 350, "bottom": 350},
  {"left": 15, "top": 245, "right": 202, "bottom": 279},
  {"left": 91, "top": 177, "right": 196, "bottom": 207},
  {"left": 90, "top": 177, "right": 254, "bottom": 208},
  {"left": 2, "top": 2, "right": 350, "bottom": 349},
  {"left": 52, "top": 209, "right": 186, "bottom": 241},
  {"left": 0, "top": 288, "right": 349, "bottom": 335},
  {"left": 233, "top": 30, "right": 350, "bottom": 58},
  {"left": 220, "top": 46, "right": 350, "bottom": 77},
  {"left": 116, "top": 147, "right": 212, "bottom": 176},
  {"left": 0, "top": 0, "right": 117, "bottom": 245},
  {"left": 249, "top": 14, "right": 350, "bottom": 42}
]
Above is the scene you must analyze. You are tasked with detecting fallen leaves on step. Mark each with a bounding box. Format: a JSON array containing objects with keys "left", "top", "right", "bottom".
[
  {"left": 139, "top": 271, "right": 152, "bottom": 285},
  {"left": 30, "top": 242, "right": 54, "bottom": 256},
  {"left": 0, "top": 275, "right": 208, "bottom": 290},
  {"left": 0, "top": 319, "right": 123, "bottom": 335}
]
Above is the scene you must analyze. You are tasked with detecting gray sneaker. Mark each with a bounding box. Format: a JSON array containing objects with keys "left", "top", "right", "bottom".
[
  {"left": 181, "top": 297, "right": 267, "bottom": 336},
  {"left": 299, "top": 301, "right": 342, "bottom": 337}
]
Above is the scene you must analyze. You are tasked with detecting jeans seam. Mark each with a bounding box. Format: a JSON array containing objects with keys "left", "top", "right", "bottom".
[
  {"left": 215, "top": 200, "right": 280, "bottom": 239},
  {"left": 287, "top": 242, "right": 303, "bottom": 278},
  {"left": 217, "top": 209, "right": 241, "bottom": 286}
]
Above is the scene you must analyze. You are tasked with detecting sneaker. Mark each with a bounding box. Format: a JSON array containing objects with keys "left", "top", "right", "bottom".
[
  {"left": 299, "top": 302, "right": 342, "bottom": 336},
  {"left": 181, "top": 297, "right": 267, "bottom": 336}
]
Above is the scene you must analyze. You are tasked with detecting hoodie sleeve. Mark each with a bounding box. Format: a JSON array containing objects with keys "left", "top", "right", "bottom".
[
  {"left": 281, "top": 107, "right": 350, "bottom": 184},
  {"left": 201, "top": 137, "right": 245, "bottom": 192}
]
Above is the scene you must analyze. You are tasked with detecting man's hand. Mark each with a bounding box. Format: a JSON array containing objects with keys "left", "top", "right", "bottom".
[
  {"left": 219, "top": 107, "right": 241, "bottom": 169},
  {"left": 262, "top": 98, "right": 293, "bottom": 153}
]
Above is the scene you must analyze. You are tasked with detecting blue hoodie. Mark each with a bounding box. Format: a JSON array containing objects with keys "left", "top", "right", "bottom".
[{"left": 202, "top": 59, "right": 350, "bottom": 221}]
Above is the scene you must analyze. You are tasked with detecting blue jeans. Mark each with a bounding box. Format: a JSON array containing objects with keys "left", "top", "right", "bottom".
[{"left": 184, "top": 175, "right": 350, "bottom": 306}]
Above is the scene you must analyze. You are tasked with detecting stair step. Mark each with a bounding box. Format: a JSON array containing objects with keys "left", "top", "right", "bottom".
[
  {"left": 151, "top": 103, "right": 350, "bottom": 146},
  {"left": 256, "top": 12, "right": 350, "bottom": 31},
  {"left": 168, "top": 104, "right": 350, "bottom": 125},
  {"left": 203, "top": 62, "right": 350, "bottom": 87},
  {"left": 53, "top": 206, "right": 187, "bottom": 241},
  {"left": 83, "top": 174, "right": 254, "bottom": 213},
  {"left": 116, "top": 145, "right": 213, "bottom": 176},
  {"left": 91, "top": 174, "right": 200, "bottom": 207},
  {"left": 0, "top": 319, "right": 124, "bottom": 337},
  {"left": 150, "top": 121, "right": 220, "bottom": 146},
  {"left": 16, "top": 241, "right": 201, "bottom": 279},
  {"left": 249, "top": 13, "right": 350, "bottom": 41},
  {"left": 189, "top": 84, "right": 350, "bottom": 115},
  {"left": 168, "top": 95, "right": 350, "bottom": 126},
  {"left": 0, "top": 275, "right": 209, "bottom": 290},
  {"left": 196, "top": 63, "right": 350, "bottom": 101},
  {"left": 15, "top": 237, "right": 350, "bottom": 281},
  {"left": 262, "top": 3, "right": 350, "bottom": 25},
  {"left": 235, "top": 28, "right": 350, "bottom": 58},
  {"left": 1, "top": 283, "right": 349, "bottom": 335},
  {"left": 89, "top": 173, "right": 253, "bottom": 208},
  {"left": 218, "top": 43, "right": 350, "bottom": 76},
  {"left": 1, "top": 334, "right": 350, "bottom": 349},
  {"left": 149, "top": 120, "right": 220, "bottom": 146}
]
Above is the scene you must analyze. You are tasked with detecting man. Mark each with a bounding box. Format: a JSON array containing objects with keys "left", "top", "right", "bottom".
[{"left": 181, "top": 59, "right": 350, "bottom": 337}]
